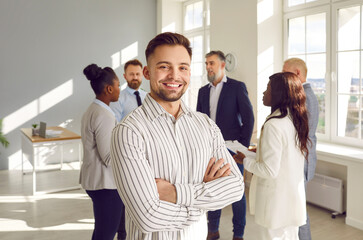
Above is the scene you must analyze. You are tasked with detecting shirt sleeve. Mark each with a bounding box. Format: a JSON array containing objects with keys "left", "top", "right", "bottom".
[
  {"left": 244, "top": 121, "right": 283, "bottom": 179},
  {"left": 111, "top": 124, "right": 204, "bottom": 234},
  {"left": 174, "top": 118, "right": 244, "bottom": 211},
  {"left": 93, "top": 111, "right": 116, "bottom": 166}
]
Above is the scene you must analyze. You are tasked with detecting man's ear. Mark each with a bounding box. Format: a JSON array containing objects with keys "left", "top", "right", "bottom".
[
  {"left": 296, "top": 68, "right": 301, "bottom": 77},
  {"left": 143, "top": 66, "right": 150, "bottom": 80},
  {"left": 123, "top": 73, "right": 127, "bottom": 80},
  {"left": 221, "top": 61, "right": 226, "bottom": 69}
]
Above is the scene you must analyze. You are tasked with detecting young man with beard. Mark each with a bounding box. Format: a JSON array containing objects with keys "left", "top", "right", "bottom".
[
  {"left": 197, "top": 50, "right": 254, "bottom": 240},
  {"left": 110, "top": 32, "right": 244, "bottom": 240},
  {"left": 110, "top": 59, "right": 147, "bottom": 122}
]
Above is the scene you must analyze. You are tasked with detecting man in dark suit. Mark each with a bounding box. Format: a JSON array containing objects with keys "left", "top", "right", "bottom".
[
  {"left": 283, "top": 58, "right": 319, "bottom": 240},
  {"left": 197, "top": 50, "right": 254, "bottom": 240}
]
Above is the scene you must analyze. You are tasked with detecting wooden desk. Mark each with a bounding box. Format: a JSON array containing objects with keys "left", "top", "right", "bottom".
[{"left": 21, "top": 127, "right": 82, "bottom": 195}]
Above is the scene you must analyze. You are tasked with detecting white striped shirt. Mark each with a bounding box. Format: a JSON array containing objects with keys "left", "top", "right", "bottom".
[{"left": 111, "top": 94, "right": 244, "bottom": 240}]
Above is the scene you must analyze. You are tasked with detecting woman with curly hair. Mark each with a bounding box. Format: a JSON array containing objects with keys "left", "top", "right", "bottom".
[{"left": 234, "top": 72, "right": 310, "bottom": 239}]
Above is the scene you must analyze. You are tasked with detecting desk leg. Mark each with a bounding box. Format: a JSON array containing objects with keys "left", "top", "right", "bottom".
[
  {"left": 60, "top": 144, "right": 64, "bottom": 170},
  {"left": 32, "top": 145, "right": 36, "bottom": 195}
]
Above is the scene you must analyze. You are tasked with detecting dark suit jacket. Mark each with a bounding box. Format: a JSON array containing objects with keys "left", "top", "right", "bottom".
[{"left": 197, "top": 77, "right": 254, "bottom": 147}]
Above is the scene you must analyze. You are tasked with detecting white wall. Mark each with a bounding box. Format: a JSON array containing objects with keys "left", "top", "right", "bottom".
[
  {"left": 210, "top": 0, "right": 258, "bottom": 142},
  {"left": 0, "top": 0, "right": 157, "bottom": 170},
  {"left": 257, "top": 0, "right": 283, "bottom": 135},
  {"left": 157, "top": 0, "right": 183, "bottom": 33}
]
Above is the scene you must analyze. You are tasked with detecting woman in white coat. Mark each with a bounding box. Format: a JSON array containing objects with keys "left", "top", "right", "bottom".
[
  {"left": 80, "top": 64, "right": 125, "bottom": 240},
  {"left": 234, "top": 72, "right": 310, "bottom": 239}
]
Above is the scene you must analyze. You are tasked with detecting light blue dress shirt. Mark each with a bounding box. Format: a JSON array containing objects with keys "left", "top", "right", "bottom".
[
  {"left": 93, "top": 98, "right": 115, "bottom": 116},
  {"left": 110, "top": 86, "right": 147, "bottom": 122}
]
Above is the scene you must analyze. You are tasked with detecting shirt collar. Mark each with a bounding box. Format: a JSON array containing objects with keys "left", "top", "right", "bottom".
[
  {"left": 126, "top": 85, "right": 138, "bottom": 95},
  {"left": 208, "top": 74, "right": 227, "bottom": 88},
  {"left": 142, "top": 94, "right": 192, "bottom": 121},
  {"left": 93, "top": 99, "right": 115, "bottom": 116}
]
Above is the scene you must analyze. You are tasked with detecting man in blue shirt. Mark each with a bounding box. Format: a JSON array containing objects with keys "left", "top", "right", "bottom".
[{"left": 110, "top": 59, "right": 147, "bottom": 122}]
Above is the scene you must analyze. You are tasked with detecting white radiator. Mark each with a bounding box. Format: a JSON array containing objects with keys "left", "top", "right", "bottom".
[{"left": 306, "top": 173, "right": 345, "bottom": 214}]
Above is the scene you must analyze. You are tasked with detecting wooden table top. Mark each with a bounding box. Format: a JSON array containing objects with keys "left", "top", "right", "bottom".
[{"left": 21, "top": 126, "right": 81, "bottom": 143}]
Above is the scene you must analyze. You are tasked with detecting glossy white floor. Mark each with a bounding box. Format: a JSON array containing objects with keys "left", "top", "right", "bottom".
[{"left": 0, "top": 170, "right": 362, "bottom": 240}]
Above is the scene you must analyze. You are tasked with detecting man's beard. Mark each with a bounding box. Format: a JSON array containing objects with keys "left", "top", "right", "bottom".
[
  {"left": 207, "top": 69, "right": 222, "bottom": 83},
  {"left": 128, "top": 79, "right": 141, "bottom": 90},
  {"left": 152, "top": 80, "right": 187, "bottom": 102}
]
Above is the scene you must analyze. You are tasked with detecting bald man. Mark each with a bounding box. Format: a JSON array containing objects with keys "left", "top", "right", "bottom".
[{"left": 283, "top": 58, "right": 319, "bottom": 240}]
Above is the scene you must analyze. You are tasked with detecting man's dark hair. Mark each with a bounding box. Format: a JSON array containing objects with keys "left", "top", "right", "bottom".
[
  {"left": 145, "top": 32, "right": 192, "bottom": 62},
  {"left": 206, "top": 50, "right": 226, "bottom": 62},
  {"left": 124, "top": 59, "right": 143, "bottom": 73}
]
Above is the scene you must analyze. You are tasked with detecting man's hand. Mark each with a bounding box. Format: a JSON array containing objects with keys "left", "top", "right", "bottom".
[
  {"left": 203, "top": 157, "right": 231, "bottom": 183},
  {"left": 155, "top": 178, "right": 177, "bottom": 204},
  {"left": 233, "top": 151, "right": 245, "bottom": 164}
]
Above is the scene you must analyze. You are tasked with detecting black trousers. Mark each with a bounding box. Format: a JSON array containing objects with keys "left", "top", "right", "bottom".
[{"left": 86, "top": 189, "right": 125, "bottom": 240}]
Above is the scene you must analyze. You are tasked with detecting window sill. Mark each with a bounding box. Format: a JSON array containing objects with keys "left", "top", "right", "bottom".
[{"left": 317, "top": 141, "right": 363, "bottom": 165}]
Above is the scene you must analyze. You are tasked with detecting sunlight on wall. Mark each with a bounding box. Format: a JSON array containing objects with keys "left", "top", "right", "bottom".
[
  {"left": 257, "top": 46, "right": 274, "bottom": 135},
  {"left": 58, "top": 119, "right": 74, "bottom": 128},
  {"left": 2, "top": 80, "right": 74, "bottom": 135},
  {"left": 258, "top": 0, "right": 274, "bottom": 24},
  {"left": 39, "top": 80, "right": 73, "bottom": 113},
  {"left": 3, "top": 100, "right": 38, "bottom": 135},
  {"left": 121, "top": 82, "right": 127, "bottom": 91},
  {"left": 162, "top": 22, "right": 176, "bottom": 32},
  {"left": 121, "top": 42, "right": 139, "bottom": 64},
  {"left": 111, "top": 51, "right": 121, "bottom": 70}
]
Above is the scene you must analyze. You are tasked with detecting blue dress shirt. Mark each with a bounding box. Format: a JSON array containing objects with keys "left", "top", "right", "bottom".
[{"left": 110, "top": 86, "right": 147, "bottom": 122}]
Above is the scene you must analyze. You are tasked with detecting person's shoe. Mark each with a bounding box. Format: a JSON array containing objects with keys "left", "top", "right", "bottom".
[
  {"left": 232, "top": 237, "right": 244, "bottom": 240},
  {"left": 206, "top": 231, "right": 220, "bottom": 240}
]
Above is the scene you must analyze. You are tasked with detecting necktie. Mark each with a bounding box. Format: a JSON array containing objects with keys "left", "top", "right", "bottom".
[{"left": 134, "top": 91, "right": 142, "bottom": 106}]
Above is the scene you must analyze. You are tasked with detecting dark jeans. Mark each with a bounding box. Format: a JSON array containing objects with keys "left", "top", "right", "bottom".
[
  {"left": 86, "top": 189, "right": 126, "bottom": 240},
  {"left": 207, "top": 163, "right": 246, "bottom": 238}
]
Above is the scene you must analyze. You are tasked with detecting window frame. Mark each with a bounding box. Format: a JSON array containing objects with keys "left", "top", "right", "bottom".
[
  {"left": 331, "top": 0, "right": 363, "bottom": 146},
  {"left": 284, "top": 0, "right": 363, "bottom": 148},
  {"left": 284, "top": 0, "right": 330, "bottom": 13},
  {"left": 284, "top": 5, "right": 332, "bottom": 142},
  {"left": 182, "top": 0, "right": 210, "bottom": 109}
]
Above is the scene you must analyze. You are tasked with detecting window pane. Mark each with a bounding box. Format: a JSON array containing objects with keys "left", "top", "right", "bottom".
[
  {"left": 338, "top": 95, "right": 360, "bottom": 138},
  {"left": 337, "top": 51, "right": 359, "bottom": 94},
  {"left": 288, "top": 17, "right": 305, "bottom": 55},
  {"left": 185, "top": 4, "right": 193, "bottom": 31},
  {"left": 338, "top": 6, "right": 360, "bottom": 51},
  {"left": 192, "top": 35, "right": 203, "bottom": 62},
  {"left": 306, "top": 13, "right": 326, "bottom": 53},
  {"left": 306, "top": 54, "right": 326, "bottom": 134},
  {"left": 288, "top": 0, "right": 304, "bottom": 7},
  {"left": 192, "top": 62, "right": 203, "bottom": 77},
  {"left": 194, "top": 1, "right": 203, "bottom": 29}
]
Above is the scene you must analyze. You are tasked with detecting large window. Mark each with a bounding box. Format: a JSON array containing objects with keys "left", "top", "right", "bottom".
[
  {"left": 183, "top": 0, "right": 210, "bottom": 110},
  {"left": 285, "top": 0, "right": 363, "bottom": 147},
  {"left": 286, "top": 11, "right": 327, "bottom": 134},
  {"left": 335, "top": 3, "right": 363, "bottom": 141}
]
